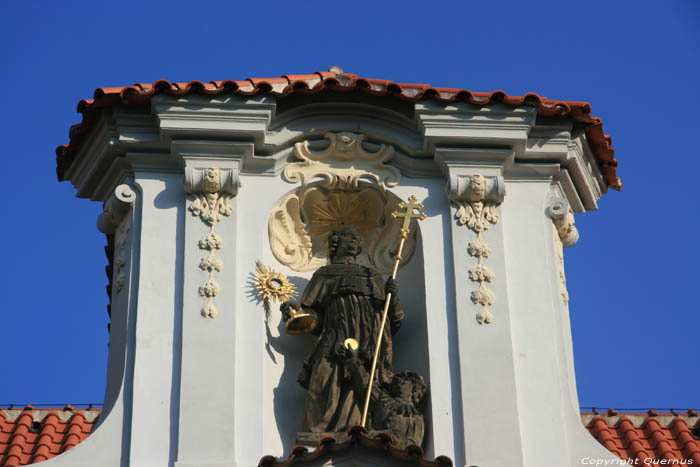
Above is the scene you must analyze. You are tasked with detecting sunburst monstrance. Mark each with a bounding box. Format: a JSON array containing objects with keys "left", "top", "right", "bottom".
[{"left": 253, "top": 261, "right": 297, "bottom": 304}]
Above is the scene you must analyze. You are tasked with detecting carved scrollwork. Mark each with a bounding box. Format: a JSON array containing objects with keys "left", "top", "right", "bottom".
[
  {"left": 98, "top": 184, "right": 136, "bottom": 296},
  {"left": 449, "top": 174, "right": 505, "bottom": 325},
  {"left": 545, "top": 197, "right": 579, "bottom": 248},
  {"left": 274, "top": 133, "right": 415, "bottom": 274},
  {"left": 185, "top": 167, "right": 239, "bottom": 318},
  {"left": 268, "top": 183, "right": 417, "bottom": 274},
  {"left": 283, "top": 132, "right": 401, "bottom": 189},
  {"left": 545, "top": 197, "right": 577, "bottom": 305},
  {"left": 98, "top": 184, "right": 137, "bottom": 235},
  {"left": 455, "top": 201, "right": 499, "bottom": 233},
  {"left": 114, "top": 219, "right": 131, "bottom": 294}
]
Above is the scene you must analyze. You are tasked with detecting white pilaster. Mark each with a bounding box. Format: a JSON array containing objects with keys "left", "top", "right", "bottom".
[
  {"left": 172, "top": 141, "right": 250, "bottom": 467},
  {"left": 128, "top": 172, "right": 183, "bottom": 466},
  {"left": 436, "top": 149, "right": 526, "bottom": 467}
]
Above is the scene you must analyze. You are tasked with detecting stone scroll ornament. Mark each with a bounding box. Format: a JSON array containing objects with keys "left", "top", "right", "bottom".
[
  {"left": 448, "top": 174, "right": 505, "bottom": 324},
  {"left": 97, "top": 184, "right": 137, "bottom": 296},
  {"left": 283, "top": 131, "right": 400, "bottom": 190},
  {"left": 545, "top": 197, "right": 580, "bottom": 305},
  {"left": 269, "top": 132, "right": 417, "bottom": 275},
  {"left": 185, "top": 167, "right": 239, "bottom": 318}
]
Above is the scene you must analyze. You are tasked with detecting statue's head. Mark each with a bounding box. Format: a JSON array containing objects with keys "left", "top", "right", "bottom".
[
  {"left": 328, "top": 225, "right": 362, "bottom": 261},
  {"left": 391, "top": 371, "right": 427, "bottom": 406}
]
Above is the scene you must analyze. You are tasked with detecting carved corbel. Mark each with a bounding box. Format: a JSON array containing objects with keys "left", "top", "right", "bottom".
[
  {"left": 98, "top": 184, "right": 137, "bottom": 296},
  {"left": 184, "top": 167, "right": 239, "bottom": 318},
  {"left": 447, "top": 173, "right": 505, "bottom": 205},
  {"left": 545, "top": 197, "right": 579, "bottom": 248},
  {"left": 97, "top": 184, "right": 137, "bottom": 234},
  {"left": 545, "top": 197, "right": 578, "bottom": 305},
  {"left": 447, "top": 174, "right": 505, "bottom": 325}
]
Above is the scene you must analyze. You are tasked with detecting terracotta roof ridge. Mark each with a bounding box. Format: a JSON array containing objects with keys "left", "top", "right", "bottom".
[
  {"left": 0, "top": 408, "right": 100, "bottom": 467},
  {"left": 54, "top": 70, "right": 621, "bottom": 190}
]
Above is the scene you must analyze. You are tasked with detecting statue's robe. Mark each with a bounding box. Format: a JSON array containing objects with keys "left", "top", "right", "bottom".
[{"left": 297, "top": 263, "right": 403, "bottom": 433}]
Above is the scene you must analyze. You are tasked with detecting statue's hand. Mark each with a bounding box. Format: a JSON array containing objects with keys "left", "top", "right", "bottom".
[
  {"left": 280, "top": 301, "right": 298, "bottom": 321},
  {"left": 333, "top": 343, "right": 349, "bottom": 361},
  {"left": 345, "top": 357, "right": 362, "bottom": 370},
  {"left": 385, "top": 277, "right": 399, "bottom": 297}
]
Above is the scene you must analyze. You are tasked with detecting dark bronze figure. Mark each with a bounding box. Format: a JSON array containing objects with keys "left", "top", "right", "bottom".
[{"left": 281, "top": 225, "right": 426, "bottom": 448}]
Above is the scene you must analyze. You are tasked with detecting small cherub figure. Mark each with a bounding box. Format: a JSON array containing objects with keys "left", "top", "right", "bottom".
[
  {"left": 383, "top": 371, "right": 427, "bottom": 449},
  {"left": 343, "top": 346, "right": 427, "bottom": 449}
]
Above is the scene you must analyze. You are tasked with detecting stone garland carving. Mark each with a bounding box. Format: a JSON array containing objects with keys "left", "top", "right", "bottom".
[
  {"left": 545, "top": 197, "right": 579, "bottom": 305},
  {"left": 552, "top": 225, "right": 569, "bottom": 305},
  {"left": 97, "top": 184, "right": 137, "bottom": 296},
  {"left": 185, "top": 167, "right": 239, "bottom": 318},
  {"left": 448, "top": 174, "right": 505, "bottom": 324},
  {"left": 114, "top": 216, "right": 131, "bottom": 294}
]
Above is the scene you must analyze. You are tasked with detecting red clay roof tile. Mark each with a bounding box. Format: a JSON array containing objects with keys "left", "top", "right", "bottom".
[
  {"left": 583, "top": 411, "right": 700, "bottom": 465},
  {"left": 1, "top": 408, "right": 697, "bottom": 466},
  {"left": 55, "top": 70, "right": 620, "bottom": 190},
  {"left": 0, "top": 407, "right": 99, "bottom": 467}
]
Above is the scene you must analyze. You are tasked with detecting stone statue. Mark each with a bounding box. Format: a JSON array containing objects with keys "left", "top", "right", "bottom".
[
  {"left": 281, "top": 225, "right": 426, "bottom": 448},
  {"left": 345, "top": 355, "right": 427, "bottom": 450}
]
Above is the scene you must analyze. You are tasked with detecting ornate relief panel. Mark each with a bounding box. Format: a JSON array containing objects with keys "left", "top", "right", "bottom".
[
  {"left": 270, "top": 132, "right": 416, "bottom": 274},
  {"left": 185, "top": 167, "right": 239, "bottom": 318},
  {"left": 448, "top": 174, "right": 505, "bottom": 324},
  {"left": 284, "top": 132, "right": 400, "bottom": 189}
]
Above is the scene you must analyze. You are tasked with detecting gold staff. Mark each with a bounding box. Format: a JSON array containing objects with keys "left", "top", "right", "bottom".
[{"left": 360, "top": 195, "right": 426, "bottom": 428}]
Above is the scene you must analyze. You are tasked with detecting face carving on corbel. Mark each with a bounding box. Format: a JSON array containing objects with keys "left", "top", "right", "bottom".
[
  {"left": 336, "top": 134, "right": 356, "bottom": 153},
  {"left": 448, "top": 173, "right": 505, "bottom": 325},
  {"left": 202, "top": 167, "right": 221, "bottom": 193},
  {"left": 184, "top": 166, "right": 239, "bottom": 319}
]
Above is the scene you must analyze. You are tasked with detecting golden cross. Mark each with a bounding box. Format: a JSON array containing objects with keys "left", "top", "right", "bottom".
[
  {"left": 392, "top": 195, "right": 427, "bottom": 238},
  {"left": 361, "top": 194, "right": 426, "bottom": 428}
]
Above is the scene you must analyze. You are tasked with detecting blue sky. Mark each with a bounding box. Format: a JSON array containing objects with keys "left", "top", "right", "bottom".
[{"left": 1, "top": 1, "right": 698, "bottom": 411}]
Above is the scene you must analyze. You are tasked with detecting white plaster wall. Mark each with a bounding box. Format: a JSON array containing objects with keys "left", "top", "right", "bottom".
[
  {"left": 233, "top": 176, "right": 458, "bottom": 464},
  {"left": 51, "top": 94, "right": 619, "bottom": 467},
  {"left": 449, "top": 191, "right": 524, "bottom": 467},
  {"left": 176, "top": 185, "right": 238, "bottom": 466},
  {"left": 128, "top": 174, "right": 183, "bottom": 467},
  {"left": 501, "top": 180, "right": 618, "bottom": 466},
  {"left": 42, "top": 171, "right": 185, "bottom": 467},
  {"left": 391, "top": 180, "right": 463, "bottom": 464}
]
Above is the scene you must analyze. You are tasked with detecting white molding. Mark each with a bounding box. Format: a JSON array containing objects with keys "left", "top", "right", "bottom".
[
  {"left": 154, "top": 94, "right": 275, "bottom": 146},
  {"left": 416, "top": 102, "right": 536, "bottom": 155}
]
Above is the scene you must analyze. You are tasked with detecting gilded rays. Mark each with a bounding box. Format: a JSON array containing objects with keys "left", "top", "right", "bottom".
[{"left": 308, "top": 192, "right": 378, "bottom": 239}]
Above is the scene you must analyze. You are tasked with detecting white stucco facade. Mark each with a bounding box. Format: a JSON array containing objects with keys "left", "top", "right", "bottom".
[{"left": 50, "top": 86, "right": 618, "bottom": 467}]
